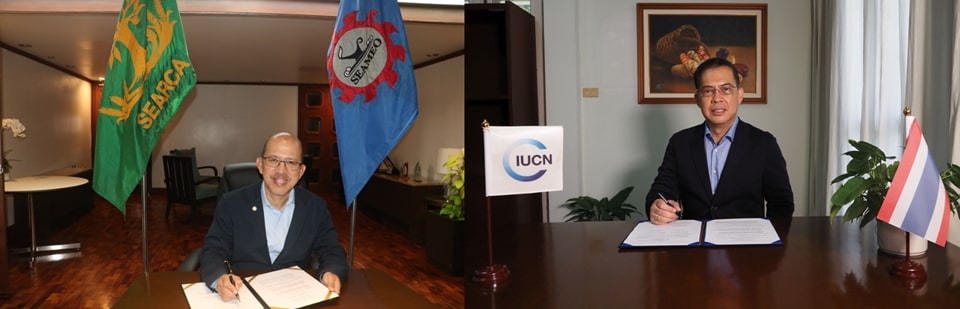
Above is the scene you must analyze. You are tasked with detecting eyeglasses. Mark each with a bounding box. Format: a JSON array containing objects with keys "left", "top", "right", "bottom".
[
  {"left": 262, "top": 156, "right": 302, "bottom": 169},
  {"left": 697, "top": 83, "right": 739, "bottom": 97}
]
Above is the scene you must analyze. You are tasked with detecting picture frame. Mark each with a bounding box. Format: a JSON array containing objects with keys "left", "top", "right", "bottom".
[{"left": 636, "top": 3, "right": 767, "bottom": 104}]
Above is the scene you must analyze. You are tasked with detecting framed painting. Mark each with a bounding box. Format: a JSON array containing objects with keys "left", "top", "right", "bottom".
[{"left": 637, "top": 3, "right": 767, "bottom": 104}]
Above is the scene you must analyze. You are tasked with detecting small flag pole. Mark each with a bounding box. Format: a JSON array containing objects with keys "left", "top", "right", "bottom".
[
  {"left": 141, "top": 175, "right": 148, "bottom": 273},
  {"left": 348, "top": 200, "right": 356, "bottom": 269},
  {"left": 472, "top": 120, "right": 510, "bottom": 289},
  {"left": 887, "top": 107, "right": 927, "bottom": 288}
]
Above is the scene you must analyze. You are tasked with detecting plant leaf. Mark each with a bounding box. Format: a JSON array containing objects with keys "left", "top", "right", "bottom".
[{"left": 831, "top": 176, "right": 868, "bottom": 206}]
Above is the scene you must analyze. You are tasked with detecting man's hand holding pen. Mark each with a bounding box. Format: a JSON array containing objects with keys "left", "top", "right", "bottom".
[
  {"left": 651, "top": 193, "right": 683, "bottom": 225},
  {"left": 217, "top": 260, "right": 243, "bottom": 302}
]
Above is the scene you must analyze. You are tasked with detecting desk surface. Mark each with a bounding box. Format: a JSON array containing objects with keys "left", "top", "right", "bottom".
[
  {"left": 465, "top": 217, "right": 960, "bottom": 308},
  {"left": 114, "top": 268, "right": 438, "bottom": 308},
  {"left": 4, "top": 175, "right": 88, "bottom": 193}
]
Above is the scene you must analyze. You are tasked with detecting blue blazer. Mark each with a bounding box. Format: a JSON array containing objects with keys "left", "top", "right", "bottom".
[
  {"left": 644, "top": 120, "right": 794, "bottom": 220},
  {"left": 200, "top": 183, "right": 348, "bottom": 288}
]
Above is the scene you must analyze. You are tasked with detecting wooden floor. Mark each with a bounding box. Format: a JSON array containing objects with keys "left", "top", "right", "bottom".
[{"left": 0, "top": 191, "right": 464, "bottom": 308}]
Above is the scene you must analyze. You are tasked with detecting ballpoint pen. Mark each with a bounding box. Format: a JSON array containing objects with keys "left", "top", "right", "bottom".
[
  {"left": 223, "top": 260, "right": 240, "bottom": 303},
  {"left": 658, "top": 193, "right": 682, "bottom": 219}
]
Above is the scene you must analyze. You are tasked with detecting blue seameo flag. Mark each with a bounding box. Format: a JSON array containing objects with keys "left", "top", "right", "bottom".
[{"left": 327, "top": 0, "right": 419, "bottom": 207}]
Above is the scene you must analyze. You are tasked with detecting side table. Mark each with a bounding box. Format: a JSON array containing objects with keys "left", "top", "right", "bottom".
[{"left": 5, "top": 175, "right": 88, "bottom": 267}]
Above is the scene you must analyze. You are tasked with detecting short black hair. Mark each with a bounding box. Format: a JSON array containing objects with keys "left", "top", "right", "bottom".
[{"left": 693, "top": 57, "right": 740, "bottom": 90}]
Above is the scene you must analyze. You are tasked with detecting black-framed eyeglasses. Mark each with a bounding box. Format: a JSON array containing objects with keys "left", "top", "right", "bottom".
[
  {"left": 697, "top": 83, "right": 739, "bottom": 97},
  {"left": 262, "top": 156, "right": 302, "bottom": 169}
]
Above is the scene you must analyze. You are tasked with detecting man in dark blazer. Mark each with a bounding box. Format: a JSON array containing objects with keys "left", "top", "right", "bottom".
[
  {"left": 645, "top": 58, "right": 794, "bottom": 224},
  {"left": 200, "top": 132, "right": 348, "bottom": 301}
]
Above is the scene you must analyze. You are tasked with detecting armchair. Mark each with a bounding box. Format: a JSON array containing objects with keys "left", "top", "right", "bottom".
[
  {"left": 162, "top": 155, "right": 220, "bottom": 220},
  {"left": 169, "top": 148, "right": 219, "bottom": 184}
]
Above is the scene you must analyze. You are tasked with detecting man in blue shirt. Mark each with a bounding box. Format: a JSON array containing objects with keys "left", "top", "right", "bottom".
[
  {"left": 200, "top": 132, "right": 347, "bottom": 301},
  {"left": 645, "top": 58, "right": 794, "bottom": 224}
]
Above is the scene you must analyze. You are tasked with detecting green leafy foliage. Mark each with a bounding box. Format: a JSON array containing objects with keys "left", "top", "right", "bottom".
[
  {"left": 439, "top": 149, "right": 464, "bottom": 221},
  {"left": 830, "top": 140, "right": 960, "bottom": 228},
  {"left": 559, "top": 186, "right": 639, "bottom": 222}
]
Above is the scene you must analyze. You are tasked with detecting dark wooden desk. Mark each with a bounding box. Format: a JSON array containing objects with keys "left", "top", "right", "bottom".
[
  {"left": 113, "top": 268, "right": 438, "bottom": 308},
  {"left": 465, "top": 217, "right": 960, "bottom": 308}
]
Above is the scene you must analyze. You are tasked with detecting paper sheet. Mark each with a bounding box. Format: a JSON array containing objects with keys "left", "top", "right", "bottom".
[
  {"left": 621, "top": 220, "right": 703, "bottom": 247},
  {"left": 702, "top": 218, "right": 781, "bottom": 246},
  {"left": 181, "top": 281, "right": 260, "bottom": 309},
  {"left": 246, "top": 267, "right": 339, "bottom": 308}
]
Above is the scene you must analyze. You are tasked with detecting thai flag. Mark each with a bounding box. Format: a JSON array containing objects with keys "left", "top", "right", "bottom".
[{"left": 878, "top": 116, "right": 950, "bottom": 246}]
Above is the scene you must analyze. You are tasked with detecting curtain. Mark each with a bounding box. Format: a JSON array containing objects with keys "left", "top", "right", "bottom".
[{"left": 811, "top": 0, "right": 912, "bottom": 214}]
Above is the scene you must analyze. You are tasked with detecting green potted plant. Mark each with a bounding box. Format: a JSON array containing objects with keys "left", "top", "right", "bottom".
[
  {"left": 559, "top": 186, "right": 640, "bottom": 222},
  {"left": 830, "top": 139, "right": 960, "bottom": 256},
  {"left": 424, "top": 148, "right": 464, "bottom": 275}
]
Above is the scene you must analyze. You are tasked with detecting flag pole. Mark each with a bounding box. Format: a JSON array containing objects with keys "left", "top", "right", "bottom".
[
  {"left": 141, "top": 174, "right": 148, "bottom": 273},
  {"left": 886, "top": 107, "right": 926, "bottom": 288},
  {"left": 472, "top": 120, "right": 510, "bottom": 289},
  {"left": 348, "top": 200, "right": 356, "bottom": 269}
]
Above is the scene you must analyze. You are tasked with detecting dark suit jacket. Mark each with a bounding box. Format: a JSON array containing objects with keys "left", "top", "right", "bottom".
[
  {"left": 644, "top": 120, "right": 794, "bottom": 220},
  {"left": 200, "top": 183, "right": 348, "bottom": 288}
]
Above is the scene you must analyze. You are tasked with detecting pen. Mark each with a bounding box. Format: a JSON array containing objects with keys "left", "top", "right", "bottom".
[
  {"left": 658, "top": 193, "right": 682, "bottom": 219},
  {"left": 223, "top": 260, "right": 240, "bottom": 303}
]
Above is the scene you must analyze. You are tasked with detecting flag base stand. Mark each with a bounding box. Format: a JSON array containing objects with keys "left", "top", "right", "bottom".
[
  {"left": 888, "top": 231, "right": 926, "bottom": 289},
  {"left": 473, "top": 197, "right": 510, "bottom": 290},
  {"left": 472, "top": 264, "right": 510, "bottom": 290}
]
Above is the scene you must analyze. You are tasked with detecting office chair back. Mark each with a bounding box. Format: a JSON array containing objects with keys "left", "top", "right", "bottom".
[
  {"left": 223, "top": 162, "right": 261, "bottom": 193},
  {"left": 178, "top": 248, "right": 202, "bottom": 272}
]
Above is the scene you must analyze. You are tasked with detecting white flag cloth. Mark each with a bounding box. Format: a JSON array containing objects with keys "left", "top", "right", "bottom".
[{"left": 483, "top": 126, "right": 563, "bottom": 196}]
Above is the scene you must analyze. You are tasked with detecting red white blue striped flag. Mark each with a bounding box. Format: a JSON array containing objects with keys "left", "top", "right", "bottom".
[{"left": 878, "top": 116, "right": 950, "bottom": 246}]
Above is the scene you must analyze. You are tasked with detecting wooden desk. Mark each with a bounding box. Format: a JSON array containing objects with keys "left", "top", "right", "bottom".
[
  {"left": 465, "top": 217, "right": 960, "bottom": 308},
  {"left": 113, "top": 268, "right": 438, "bottom": 308},
  {"left": 5, "top": 175, "right": 88, "bottom": 267}
]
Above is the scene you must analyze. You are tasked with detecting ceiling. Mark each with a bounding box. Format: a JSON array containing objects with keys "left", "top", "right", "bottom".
[{"left": 0, "top": 0, "right": 464, "bottom": 84}]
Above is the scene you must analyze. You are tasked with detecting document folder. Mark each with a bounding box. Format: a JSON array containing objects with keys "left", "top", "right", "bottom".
[{"left": 619, "top": 218, "right": 782, "bottom": 248}]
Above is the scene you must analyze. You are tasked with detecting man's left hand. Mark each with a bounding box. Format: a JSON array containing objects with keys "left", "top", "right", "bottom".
[{"left": 321, "top": 272, "right": 341, "bottom": 294}]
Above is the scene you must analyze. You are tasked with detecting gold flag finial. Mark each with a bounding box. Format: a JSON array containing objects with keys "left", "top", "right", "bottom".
[
  {"left": 482, "top": 119, "right": 490, "bottom": 128},
  {"left": 903, "top": 107, "right": 912, "bottom": 116}
]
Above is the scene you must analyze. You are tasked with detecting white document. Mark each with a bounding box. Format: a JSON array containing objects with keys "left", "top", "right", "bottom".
[
  {"left": 619, "top": 218, "right": 781, "bottom": 248},
  {"left": 246, "top": 266, "right": 339, "bottom": 308},
  {"left": 180, "top": 267, "right": 338, "bottom": 309},
  {"left": 702, "top": 218, "right": 781, "bottom": 246},
  {"left": 181, "top": 281, "right": 261, "bottom": 309},
  {"left": 620, "top": 220, "right": 703, "bottom": 247}
]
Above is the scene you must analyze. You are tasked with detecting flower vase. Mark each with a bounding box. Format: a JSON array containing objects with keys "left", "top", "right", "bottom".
[
  {"left": 877, "top": 220, "right": 927, "bottom": 257},
  {"left": 3, "top": 173, "right": 9, "bottom": 181}
]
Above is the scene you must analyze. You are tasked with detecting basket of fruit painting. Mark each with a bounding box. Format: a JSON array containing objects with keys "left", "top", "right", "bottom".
[{"left": 637, "top": 3, "right": 767, "bottom": 103}]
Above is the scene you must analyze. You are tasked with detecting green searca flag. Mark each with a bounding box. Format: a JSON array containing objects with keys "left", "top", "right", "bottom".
[{"left": 93, "top": 0, "right": 196, "bottom": 214}]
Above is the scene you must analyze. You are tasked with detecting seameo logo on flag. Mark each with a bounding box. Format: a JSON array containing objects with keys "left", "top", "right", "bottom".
[
  {"left": 484, "top": 126, "right": 564, "bottom": 197},
  {"left": 328, "top": 9, "right": 407, "bottom": 103}
]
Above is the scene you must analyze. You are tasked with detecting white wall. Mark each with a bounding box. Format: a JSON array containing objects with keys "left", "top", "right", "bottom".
[
  {"left": 543, "top": 0, "right": 812, "bottom": 222},
  {"left": 1, "top": 48, "right": 464, "bottom": 195},
  {"left": 0, "top": 50, "right": 92, "bottom": 178},
  {"left": 149, "top": 84, "right": 298, "bottom": 187},
  {"left": 391, "top": 55, "right": 465, "bottom": 183}
]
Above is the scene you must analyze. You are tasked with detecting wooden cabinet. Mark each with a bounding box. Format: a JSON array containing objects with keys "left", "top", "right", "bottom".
[
  {"left": 465, "top": 2, "right": 543, "bottom": 277},
  {"left": 356, "top": 173, "right": 442, "bottom": 243}
]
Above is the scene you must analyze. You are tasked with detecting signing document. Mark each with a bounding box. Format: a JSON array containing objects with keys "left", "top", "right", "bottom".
[
  {"left": 181, "top": 281, "right": 259, "bottom": 309},
  {"left": 182, "top": 266, "right": 338, "bottom": 308},
  {"left": 620, "top": 218, "right": 781, "bottom": 248}
]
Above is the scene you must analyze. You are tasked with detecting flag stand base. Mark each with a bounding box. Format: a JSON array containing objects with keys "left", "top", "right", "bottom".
[
  {"left": 472, "top": 264, "right": 510, "bottom": 289},
  {"left": 888, "top": 230, "right": 926, "bottom": 289}
]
